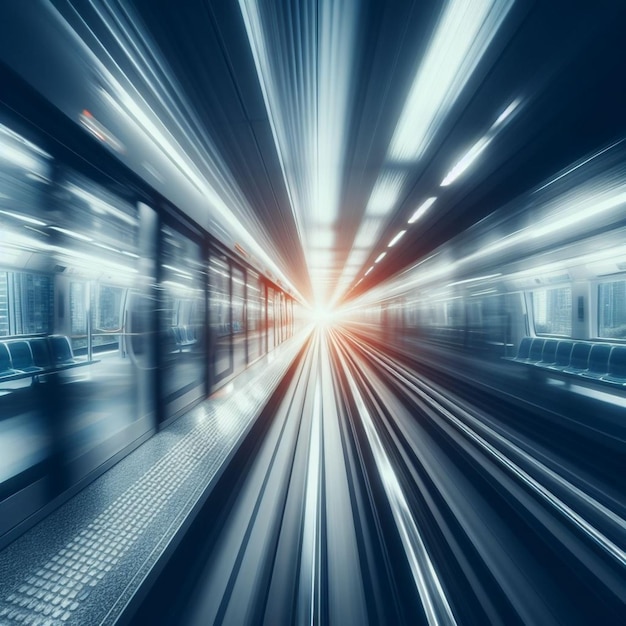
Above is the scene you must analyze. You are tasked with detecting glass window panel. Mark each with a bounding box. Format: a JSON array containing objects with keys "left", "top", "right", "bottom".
[
  {"left": 0, "top": 272, "right": 7, "bottom": 336},
  {"left": 209, "top": 253, "right": 232, "bottom": 383},
  {"left": 232, "top": 265, "right": 246, "bottom": 373},
  {"left": 532, "top": 287, "right": 572, "bottom": 336},
  {"left": 160, "top": 224, "right": 206, "bottom": 416},
  {"left": 267, "top": 287, "right": 275, "bottom": 351},
  {"left": 599, "top": 280, "right": 626, "bottom": 339},
  {"left": 93, "top": 284, "right": 124, "bottom": 350},
  {"left": 247, "top": 270, "right": 261, "bottom": 363}
]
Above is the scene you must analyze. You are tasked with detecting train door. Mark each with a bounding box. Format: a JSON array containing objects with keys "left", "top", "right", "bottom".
[
  {"left": 158, "top": 219, "right": 206, "bottom": 423},
  {"left": 267, "top": 286, "right": 275, "bottom": 351},
  {"left": 231, "top": 263, "right": 246, "bottom": 373},
  {"left": 246, "top": 270, "right": 262, "bottom": 363},
  {"left": 51, "top": 174, "right": 157, "bottom": 484},
  {"left": 0, "top": 118, "right": 56, "bottom": 541},
  {"left": 208, "top": 251, "right": 233, "bottom": 387}
]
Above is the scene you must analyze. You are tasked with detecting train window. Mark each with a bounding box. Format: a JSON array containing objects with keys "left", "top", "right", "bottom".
[
  {"left": 232, "top": 265, "right": 246, "bottom": 373},
  {"left": 598, "top": 280, "right": 626, "bottom": 339},
  {"left": 267, "top": 287, "right": 275, "bottom": 351},
  {"left": 246, "top": 271, "right": 262, "bottom": 363},
  {"left": 532, "top": 287, "right": 572, "bottom": 336},
  {"left": 445, "top": 298, "right": 464, "bottom": 327},
  {"left": 0, "top": 272, "right": 7, "bottom": 336},
  {"left": 93, "top": 284, "right": 124, "bottom": 350},
  {"left": 69, "top": 281, "right": 88, "bottom": 350},
  {"left": 2, "top": 272, "right": 54, "bottom": 336}
]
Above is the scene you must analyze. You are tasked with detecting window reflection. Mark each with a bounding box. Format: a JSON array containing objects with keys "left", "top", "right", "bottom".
[
  {"left": 160, "top": 224, "right": 206, "bottom": 419},
  {"left": 232, "top": 265, "right": 246, "bottom": 372},
  {"left": 209, "top": 253, "right": 232, "bottom": 384}
]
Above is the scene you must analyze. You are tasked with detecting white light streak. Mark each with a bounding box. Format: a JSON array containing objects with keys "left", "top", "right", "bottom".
[
  {"left": 49, "top": 226, "right": 93, "bottom": 242},
  {"left": 375, "top": 252, "right": 387, "bottom": 264},
  {"left": 388, "top": 0, "right": 513, "bottom": 161},
  {"left": 441, "top": 136, "right": 492, "bottom": 186},
  {"left": 446, "top": 273, "right": 501, "bottom": 287},
  {"left": 388, "top": 230, "right": 407, "bottom": 247},
  {"left": 530, "top": 191, "right": 626, "bottom": 239},
  {"left": 408, "top": 198, "right": 437, "bottom": 224},
  {"left": 366, "top": 171, "right": 407, "bottom": 216},
  {"left": 0, "top": 210, "right": 46, "bottom": 227}
]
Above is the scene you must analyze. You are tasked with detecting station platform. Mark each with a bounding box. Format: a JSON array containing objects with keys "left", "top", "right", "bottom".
[{"left": 0, "top": 333, "right": 307, "bottom": 626}]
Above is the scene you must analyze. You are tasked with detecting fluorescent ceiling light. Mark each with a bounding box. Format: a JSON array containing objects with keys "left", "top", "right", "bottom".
[
  {"left": 408, "top": 197, "right": 437, "bottom": 224},
  {"left": 354, "top": 218, "right": 383, "bottom": 249},
  {"left": 364, "top": 266, "right": 374, "bottom": 276},
  {"left": 388, "top": 0, "right": 513, "bottom": 161},
  {"left": 375, "top": 252, "right": 387, "bottom": 263},
  {"left": 441, "top": 136, "right": 492, "bottom": 186},
  {"left": 492, "top": 98, "right": 521, "bottom": 129},
  {"left": 366, "top": 171, "right": 407, "bottom": 216},
  {"left": 308, "top": 226, "right": 335, "bottom": 248},
  {"left": 441, "top": 98, "right": 521, "bottom": 186},
  {"left": 388, "top": 230, "right": 407, "bottom": 247},
  {"left": 308, "top": 249, "right": 334, "bottom": 267}
]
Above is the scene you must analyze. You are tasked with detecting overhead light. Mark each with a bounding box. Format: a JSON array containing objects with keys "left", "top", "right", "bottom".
[
  {"left": 408, "top": 197, "right": 437, "bottom": 224},
  {"left": 364, "top": 266, "right": 374, "bottom": 276},
  {"left": 441, "top": 98, "right": 521, "bottom": 186},
  {"left": 441, "top": 136, "right": 492, "bottom": 186},
  {"left": 366, "top": 170, "right": 407, "bottom": 216},
  {"left": 0, "top": 209, "right": 46, "bottom": 226},
  {"left": 353, "top": 217, "right": 383, "bottom": 248},
  {"left": 388, "top": 0, "right": 513, "bottom": 161},
  {"left": 308, "top": 249, "right": 334, "bottom": 267},
  {"left": 388, "top": 230, "right": 407, "bottom": 247},
  {"left": 492, "top": 98, "right": 521, "bottom": 129},
  {"left": 375, "top": 252, "right": 387, "bottom": 263}
]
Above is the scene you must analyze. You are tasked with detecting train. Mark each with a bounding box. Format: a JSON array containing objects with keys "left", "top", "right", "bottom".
[
  {"left": 346, "top": 136, "right": 626, "bottom": 426},
  {"left": 0, "top": 58, "right": 299, "bottom": 549}
]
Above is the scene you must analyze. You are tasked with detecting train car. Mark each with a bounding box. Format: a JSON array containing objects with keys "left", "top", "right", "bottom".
[
  {"left": 0, "top": 62, "right": 297, "bottom": 548},
  {"left": 348, "top": 137, "right": 626, "bottom": 421}
]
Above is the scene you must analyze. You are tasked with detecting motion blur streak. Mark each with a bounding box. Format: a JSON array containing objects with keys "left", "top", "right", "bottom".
[
  {"left": 238, "top": 0, "right": 358, "bottom": 303},
  {"left": 332, "top": 332, "right": 458, "bottom": 626},
  {"left": 135, "top": 320, "right": 625, "bottom": 625}
]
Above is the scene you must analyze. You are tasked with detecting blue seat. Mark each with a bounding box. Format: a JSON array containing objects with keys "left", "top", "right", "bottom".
[
  {"left": 546, "top": 341, "right": 574, "bottom": 370},
  {"left": 48, "top": 335, "right": 77, "bottom": 365},
  {"left": 7, "top": 341, "right": 44, "bottom": 374},
  {"left": 29, "top": 337, "right": 53, "bottom": 369},
  {"left": 580, "top": 344, "right": 611, "bottom": 380},
  {"left": 527, "top": 338, "right": 545, "bottom": 362},
  {"left": 601, "top": 346, "right": 626, "bottom": 385},
  {"left": 509, "top": 337, "right": 532, "bottom": 361},
  {"left": 0, "top": 343, "right": 20, "bottom": 378},
  {"left": 562, "top": 343, "right": 591, "bottom": 374},
  {"left": 535, "top": 339, "right": 558, "bottom": 368}
]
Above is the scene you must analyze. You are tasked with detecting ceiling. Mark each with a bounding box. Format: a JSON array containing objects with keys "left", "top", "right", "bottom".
[{"left": 16, "top": 0, "right": 626, "bottom": 305}]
